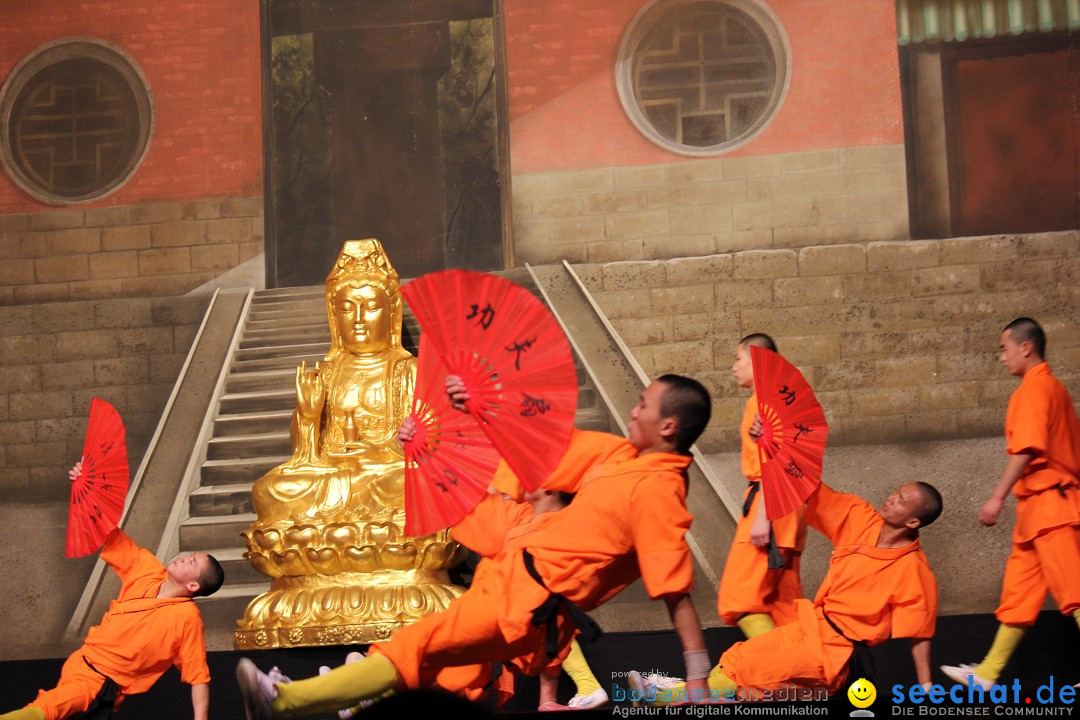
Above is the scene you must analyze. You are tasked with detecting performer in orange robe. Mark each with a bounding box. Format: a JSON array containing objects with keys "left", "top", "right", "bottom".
[
  {"left": 717, "top": 333, "right": 806, "bottom": 637},
  {"left": 238, "top": 376, "right": 716, "bottom": 719},
  {"left": 941, "top": 318, "right": 1080, "bottom": 689},
  {"left": 2, "top": 524, "right": 221, "bottom": 720},
  {"left": 633, "top": 479, "right": 940, "bottom": 702}
]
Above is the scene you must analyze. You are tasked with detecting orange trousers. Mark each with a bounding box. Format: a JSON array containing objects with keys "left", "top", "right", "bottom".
[
  {"left": 27, "top": 650, "right": 123, "bottom": 720},
  {"left": 996, "top": 523, "right": 1080, "bottom": 625},
  {"left": 717, "top": 545, "right": 801, "bottom": 627}
]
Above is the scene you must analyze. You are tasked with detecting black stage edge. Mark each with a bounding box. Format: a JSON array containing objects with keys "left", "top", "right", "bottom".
[{"left": 3, "top": 612, "right": 1077, "bottom": 718}]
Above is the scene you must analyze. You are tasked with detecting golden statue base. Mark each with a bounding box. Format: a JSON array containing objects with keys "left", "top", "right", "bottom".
[{"left": 234, "top": 569, "right": 465, "bottom": 649}]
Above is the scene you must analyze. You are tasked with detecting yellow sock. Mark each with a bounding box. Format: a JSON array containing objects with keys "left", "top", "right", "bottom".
[
  {"left": 736, "top": 613, "right": 775, "bottom": 639},
  {"left": 974, "top": 624, "right": 1026, "bottom": 682},
  {"left": 1074, "top": 609, "right": 1080, "bottom": 631},
  {"left": 563, "top": 639, "right": 603, "bottom": 696},
  {"left": 0, "top": 707, "right": 46, "bottom": 720},
  {"left": 273, "top": 653, "right": 401, "bottom": 718},
  {"left": 646, "top": 665, "right": 736, "bottom": 705}
]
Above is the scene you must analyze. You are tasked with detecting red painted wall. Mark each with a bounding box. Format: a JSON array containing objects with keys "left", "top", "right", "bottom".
[
  {"left": 505, "top": 0, "right": 904, "bottom": 174},
  {"left": 0, "top": 0, "right": 262, "bottom": 214}
]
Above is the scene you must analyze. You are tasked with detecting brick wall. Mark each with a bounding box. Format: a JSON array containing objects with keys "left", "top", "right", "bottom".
[
  {"left": 0, "top": 198, "right": 262, "bottom": 305},
  {"left": 0, "top": 0, "right": 262, "bottom": 214},
  {"left": 0, "top": 295, "right": 210, "bottom": 500},
  {"left": 513, "top": 146, "right": 908, "bottom": 264},
  {"left": 572, "top": 230, "right": 1080, "bottom": 452}
]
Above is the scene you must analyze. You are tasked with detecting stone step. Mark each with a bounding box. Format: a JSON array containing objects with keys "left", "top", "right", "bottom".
[
  {"left": 190, "top": 482, "right": 256, "bottom": 517},
  {"left": 213, "top": 409, "right": 293, "bottom": 437},
  {"left": 243, "top": 324, "right": 333, "bottom": 342},
  {"left": 230, "top": 353, "right": 326, "bottom": 374},
  {"left": 575, "top": 407, "right": 613, "bottom": 433},
  {"left": 234, "top": 341, "right": 330, "bottom": 362},
  {"left": 223, "top": 368, "right": 294, "bottom": 394},
  {"left": 239, "top": 329, "right": 331, "bottom": 350},
  {"left": 206, "top": 432, "right": 291, "bottom": 461},
  {"left": 201, "top": 456, "right": 286, "bottom": 486},
  {"left": 218, "top": 388, "right": 294, "bottom": 414},
  {"left": 180, "top": 513, "right": 258, "bottom": 551},
  {"left": 212, "top": 547, "right": 271, "bottom": 586},
  {"left": 252, "top": 286, "right": 324, "bottom": 302}
]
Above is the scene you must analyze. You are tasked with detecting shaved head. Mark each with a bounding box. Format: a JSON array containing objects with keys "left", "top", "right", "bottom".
[
  {"left": 738, "top": 333, "right": 778, "bottom": 353},
  {"left": 913, "top": 481, "right": 943, "bottom": 528},
  {"left": 1003, "top": 317, "right": 1045, "bottom": 358}
]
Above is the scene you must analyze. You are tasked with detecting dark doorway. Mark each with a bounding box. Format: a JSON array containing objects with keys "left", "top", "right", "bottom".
[
  {"left": 262, "top": 0, "right": 510, "bottom": 287},
  {"left": 901, "top": 33, "right": 1080, "bottom": 238}
]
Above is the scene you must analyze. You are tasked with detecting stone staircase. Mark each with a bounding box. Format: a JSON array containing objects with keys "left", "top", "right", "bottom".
[{"left": 179, "top": 270, "right": 615, "bottom": 641}]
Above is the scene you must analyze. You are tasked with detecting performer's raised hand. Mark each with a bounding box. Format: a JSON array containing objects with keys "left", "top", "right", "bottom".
[
  {"left": 445, "top": 374, "right": 470, "bottom": 412},
  {"left": 748, "top": 413, "right": 763, "bottom": 440},
  {"left": 397, "top": 416, "right": 417, "bottom": 444},
  {"left": 69, "top": 459, "right": 83, "bottom": 482}
]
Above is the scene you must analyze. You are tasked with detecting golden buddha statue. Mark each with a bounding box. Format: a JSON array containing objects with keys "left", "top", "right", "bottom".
[{"left": 236, "top": 240, "right": 465, "bottom": 650}]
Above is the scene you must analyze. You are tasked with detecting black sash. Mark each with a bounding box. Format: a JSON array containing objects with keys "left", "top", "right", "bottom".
[
  {"left": 71, "top": 658, "right": 119, "bottom": 720},
  {"left": 522, "top": 550, "right": 603, "bottom": 660},
  {"left": 822, "top": 610, "right": 876, "bottom": 684},
  {"left": 743, "top": 481, "right": 787, "bottom": 570}
]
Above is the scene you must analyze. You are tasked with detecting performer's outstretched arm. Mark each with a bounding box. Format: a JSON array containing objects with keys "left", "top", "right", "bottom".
[
  {"left": 910, "top": 638, "right": 932, "bottom": 690},
  {"left": 664, "top": 593, "right": 710, "bottom": 700},
  {"left": 191, "top": 682, "right": 209, "bottom": 720}
]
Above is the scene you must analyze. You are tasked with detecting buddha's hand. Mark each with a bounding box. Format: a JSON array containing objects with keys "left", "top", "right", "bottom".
[
  {"left": 445, "top": 375, "right": 470, "bottom": 412},
  {"left": 295, "top": 361, "right": 325, "bottom": 419},
  {"left": 397, "top": 417, "right": 417, "bottom": 444}
]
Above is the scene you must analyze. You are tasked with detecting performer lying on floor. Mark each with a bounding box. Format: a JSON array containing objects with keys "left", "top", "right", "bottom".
[
  {"left": 1, "top": 464, "right": 225, "bottom": 720},
  {"left": 237, "top": 374, "right": 713, "bottom": 719}
]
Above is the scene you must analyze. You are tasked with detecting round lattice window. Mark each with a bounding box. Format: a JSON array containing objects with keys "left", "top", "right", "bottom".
[
  {"left": 0, "top": 38, "right": 153, "bottom": 205},
  {"left": 616, "top": 0, "right": 790, "bottom": 156}
]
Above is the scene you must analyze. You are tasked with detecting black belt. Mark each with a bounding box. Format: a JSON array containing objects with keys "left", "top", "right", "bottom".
[
  {"left": 743, "top": 481, "right": 787, "bottom": 570},
  {"left": 822, "top": 610, "right": 876, "bottom": 683},
  {"left": 522, "top": 550, "right": 603, "bottom": 660},
  {"left": 71, "top": 658, "right": 119, "bottom": 720}
]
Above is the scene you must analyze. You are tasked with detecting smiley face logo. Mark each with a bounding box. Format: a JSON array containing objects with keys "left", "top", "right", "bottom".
[{"left": 847, "top": 677, "right": 876, "bottom": 709}]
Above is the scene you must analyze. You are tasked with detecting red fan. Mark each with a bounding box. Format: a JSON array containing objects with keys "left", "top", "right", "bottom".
[
  {"left": 750, "top": 345, "right": 828, "bottom": 521},
  {"left": 67, "top": 398, "right": 130, "bottom": 558},
  {"left": 404, "top": 335, "right": 503, "bottom": 536},
  {"left": 402, "top": 270, "right": 578, "bottom": 492}
]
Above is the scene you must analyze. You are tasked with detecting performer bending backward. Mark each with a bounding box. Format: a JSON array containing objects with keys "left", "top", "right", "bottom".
[
  {"left": 941, "top": 318, "right": 1080, "bottom": 689},
  {"left": 717, "top": 333, "right": 806, "bottom": 638},
  {"left": 237, "top": 374, "right": 714, "bottom": 719},
  {"left": 631, "top": 415, "right": 941, "bottom": 701}
]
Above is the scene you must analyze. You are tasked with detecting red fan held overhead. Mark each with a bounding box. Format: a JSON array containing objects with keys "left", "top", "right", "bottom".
[
  {"left": 404, "top": 335, "right": 503, "bottom": 536},
  {"left": 402, "top": 270, "right": 578, "bottom": 493},
  {"left": 750, "top": 345, "right": 827, "bottom": 521},
  {"left": 67, "top": 398, "right": 130, "bottom": 557}
]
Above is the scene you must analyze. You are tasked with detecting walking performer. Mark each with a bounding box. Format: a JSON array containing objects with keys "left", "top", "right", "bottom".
[
  {"left": 1, "top": 467, "right": 225, "bottom": 720},
  {"left": 237, "top": 375, "right": 714, "bottom": 719},
  {"left": 941, "top": 317, "right": 1080, "bottom": 689},
  {"left": 717, "top": 333, "right": 806, "bottom": 638},
  {"left": 631, "top": 455, "right": 941, "bottom": 701}
]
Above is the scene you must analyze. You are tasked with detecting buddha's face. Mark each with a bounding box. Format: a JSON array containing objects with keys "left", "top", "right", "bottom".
[{"left": 334, "top": 284, "right": 391, "bottom": 353}]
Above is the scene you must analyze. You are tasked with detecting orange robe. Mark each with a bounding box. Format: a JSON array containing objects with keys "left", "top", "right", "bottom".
[
  {"left": 996, "top": 362, "right": 1080, "bottom": 625},
  {"left": 28, "top": 530, "right": 209, "bottom": 720},
  {"left": 717, "top": 484, "right": 937, "bottom": 694},
  {"left": 717, "top": 395, "right": 807, "bottom": 626},
  {"left": 373, "top": 445, "right": 695, "bottom": 691}
]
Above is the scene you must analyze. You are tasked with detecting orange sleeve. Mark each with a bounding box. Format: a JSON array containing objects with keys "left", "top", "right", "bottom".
[
  {"left": 99, "top": 528, "right": 161, "bottom": 586},
  {"left": 1006, "top": 380, "right": 1050, "bottom": 459},
  {"left": 174, "top": 607, "right": 211, "bottom": 685},
  {"left": 740, "top": 396, "right": 761, "bottom": 481},
  {"left": 451, "top": 494, "right": 531, "bottom": 558},
  {"left": 803, "top": 483, "right": 878, "bottom": 546},
  {"left": 889, "top": 560, "right": 938, "bottom": 640},
  {"left": 630, "top": 475, "right": 695, "bottom": 599},
  {"left": 493, "top": 429, "right": 636, "bottom": 498}
]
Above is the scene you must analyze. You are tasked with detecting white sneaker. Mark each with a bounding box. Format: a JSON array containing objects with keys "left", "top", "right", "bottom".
[
  {"left": 627, "top": 671, "right": 684, "bottom": 706},
  {"left": 940, "top": 663, "right": 994, "bottom": 691},
  {"left": 567, "top": 687, "right": 609, "bottom": 708},
  {"left": 237, "top": 658, "right": 278, "bottom": 720}
]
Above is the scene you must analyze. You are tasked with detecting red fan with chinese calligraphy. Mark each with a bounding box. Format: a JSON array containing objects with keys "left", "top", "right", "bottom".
[
  {"left": 404, "top": 334, "right": 504, "bottom": 536},
  {"left": 402, "top": 269, "right": 578, "bottom": 493},
  {"left": 67, "top": 398, "right": 130, "bottom": 557},
  {"left": 750, "top": 345, "right": 828, "bottom": 521}
]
